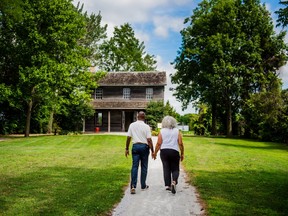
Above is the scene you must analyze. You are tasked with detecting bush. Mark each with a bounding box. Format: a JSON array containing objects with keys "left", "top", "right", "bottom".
[{"left": 152, "top": 130, "right": 159, "bottom": 136}]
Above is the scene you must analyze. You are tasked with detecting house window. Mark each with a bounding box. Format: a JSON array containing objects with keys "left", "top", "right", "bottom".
[
  {"left": 123, "top": 88, "right": 131, "bottom": 99},
  {"left": 146, "top": 88, "right": 153, "bottom": 100},
  {"left": 95, "top": 88, "right": 103, "bottom": 99},
  {"left": 96, "top": 112, "right": 102, "bottom": 126}
]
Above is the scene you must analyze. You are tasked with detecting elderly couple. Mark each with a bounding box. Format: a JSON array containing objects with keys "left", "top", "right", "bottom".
[{"left": 125, "top": 111, "right": 184, "bottom": 195}]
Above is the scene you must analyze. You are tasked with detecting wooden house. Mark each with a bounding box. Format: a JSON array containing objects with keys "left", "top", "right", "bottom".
[{"left": 84, "top": 71, "right": 167, "bottom": 132}]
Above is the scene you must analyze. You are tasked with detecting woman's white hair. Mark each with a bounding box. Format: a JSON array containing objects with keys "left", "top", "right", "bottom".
[{"left": 161, "top": 116, "right": 177, "bottom": 129}]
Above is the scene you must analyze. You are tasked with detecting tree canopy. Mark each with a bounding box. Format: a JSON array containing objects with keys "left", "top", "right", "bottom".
[
  {"left": 172, "top": 0, "right": 287, "bottom": 136},
  {"left": 99, "top": 23, "right": 157, "bottom": 72},
  {"left": 0, "top": 0, "right": 105, "bottom": 136}
]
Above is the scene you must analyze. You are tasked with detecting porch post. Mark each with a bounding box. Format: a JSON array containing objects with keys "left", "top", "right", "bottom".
[
  {"left": 122, "top": 111, "right": 125, "bottom": 132},
  {"left": 108, "top": 111, "right": 111, "bottom": 132}
]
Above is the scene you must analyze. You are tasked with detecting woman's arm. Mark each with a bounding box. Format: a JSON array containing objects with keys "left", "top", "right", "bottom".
[{"left": 178, "top": 132, "right": 184, "bottom": 161}]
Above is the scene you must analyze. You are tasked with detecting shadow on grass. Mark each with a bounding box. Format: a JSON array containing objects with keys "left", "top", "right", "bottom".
[
  {"left": 211, "top": 142, "right": 288, "bottom": 151},
  {"left": 0, "top": 166, "right": 130, "bottom": 215},
  {"left": 191, "top": 136, "right": 288, "bottom": 151},
  {"left": 191, "top": 169, "right": 288, "bottom": 216}
]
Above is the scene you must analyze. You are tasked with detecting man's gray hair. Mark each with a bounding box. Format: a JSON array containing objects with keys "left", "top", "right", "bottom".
[{"left": 161, "top": 116, "right": 177, "bottom": 129}]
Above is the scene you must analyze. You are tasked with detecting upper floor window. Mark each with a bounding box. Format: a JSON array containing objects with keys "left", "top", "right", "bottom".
[
  {"left": 146, "top": 88, "right": 153, "bottom": 100},
  {"left": 123, "top": 88, "right": 131, "bottom": 99},
  {"left": 95, "top": 88, "right": 103, "bottom": 99}
]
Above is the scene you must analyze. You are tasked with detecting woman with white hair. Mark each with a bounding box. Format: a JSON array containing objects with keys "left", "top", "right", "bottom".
[{"left": 153, "top": 116, "right": 184, "bottom": 194}]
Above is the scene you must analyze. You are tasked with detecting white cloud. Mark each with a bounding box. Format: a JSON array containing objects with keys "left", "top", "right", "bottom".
[
  {"left": 75, "top": 0, "right": 168, "bottom": 25},
  {"left": 278, "top": 64, "right": 288, "bottom": 89},
  {"left": 153, "top": 16, "right": 184, "bottom": 38},
  {"left": 135, "top": 30, "right": 150, "bottom": 44},
  {"left": 74, "top": 0, "right": 190, "bottom": 37}
]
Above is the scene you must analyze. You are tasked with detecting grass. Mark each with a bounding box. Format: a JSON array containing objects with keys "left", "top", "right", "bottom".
[
  {"left": 1, "top": 135, "right": 287, "bottom": 215},
  {"left": 182, "top": 136, "right": 288, "bottom": 216},
  {"left": 0, "top": 135, "right": 130, "bottom": 216}
]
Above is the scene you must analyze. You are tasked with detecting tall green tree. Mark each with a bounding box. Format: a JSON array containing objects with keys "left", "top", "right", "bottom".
[
  {"left": 172, "top": 0, "right": 287, "bottom": 136},
  {"left": 77, "top": 6, "right": 107, "bottom": 67},
  {"left": 0, "top": 0, "right": 102, "bottom": 136},
  {"left": 99, "top": 23, "right": 157, "bottom": 71}
]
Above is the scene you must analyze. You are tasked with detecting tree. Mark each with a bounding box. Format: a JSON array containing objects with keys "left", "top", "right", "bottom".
[
  {"left": 77, "top": 6, "right": 107, "bottom": 67},
  {"left": 99, "top": 23, "right": 157, "bottom": 71},
  {"left": 146, "top": 100, "right": 178, "bottom": 130},
  {"left": 0, "top": 0, "right": 102, "bottom": 136},
  {"left": 172, "top": 0, "right": 287, "bottom": 136},
  {"left": 0, "top": 0, "right": 23, "bottom": 21},
  {"left": 243, "top": 79, "right": 288, "bottom": 143},
  {"left": 276, "top": 0, "right": 288, "bottom": 28}
]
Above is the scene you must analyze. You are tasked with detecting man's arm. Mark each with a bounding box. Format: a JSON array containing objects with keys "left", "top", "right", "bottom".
[
  {"left": 147, "top": 137, "right": 154, "bottom": 155},
  {"left": 125, "top": 136, "right": 131, "bottom": 157},
  {"left": 153, "top": 132, "right": 162, "bottom": 160}
]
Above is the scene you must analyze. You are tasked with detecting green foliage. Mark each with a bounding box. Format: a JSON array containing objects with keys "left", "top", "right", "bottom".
[
  {"left": 193, "top": 103, "right": 211, "bottom": 135},
  {"left": 146, "top": 101, "right": 165, "bottom": 130},
  {"left": 276, "top": 0, "right": 288, "bottom": 28},
  {"left": 243, "top": 79, "right": 288, "bottom": 143},
  {"left": 151, "top": 130, "right": 159, "bottom": 136},
  {"left": 99, "top": 23, "right": 157, "bottom": 71},
  {"left": 0, "top": 0, "right": 23, "bottom": 22},
  {"left": 172, "top": 0, "right": 287, "bottom": 136},
  {"left": 0, "top": 0, "right": 107, "bottom": 135},
  {"left": 77, "top": 7, "right": 107, "bottom": 67},
  {"left": 146, "top": 100, "right": 178, "bottom": 130}
]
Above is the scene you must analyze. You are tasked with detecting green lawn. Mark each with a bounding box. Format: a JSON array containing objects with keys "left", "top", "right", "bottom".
[
  {"left": 182, "top": 136, "right": 288, "bottom": 216},
  {"left": 0, "top": 135, "right": 287, "bottom": 215},
  {"left": 0, "top": 135, "right": 130, "bottom": 216}
]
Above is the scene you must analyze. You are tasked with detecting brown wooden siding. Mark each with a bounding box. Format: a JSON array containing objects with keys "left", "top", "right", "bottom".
[{"left": 91, "top": 86, "right": 164, "bottom": 109}]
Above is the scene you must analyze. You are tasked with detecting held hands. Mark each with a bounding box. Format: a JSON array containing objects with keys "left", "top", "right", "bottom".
[{"left": 152, "top": 152, "right": 157, "bottom": 160}]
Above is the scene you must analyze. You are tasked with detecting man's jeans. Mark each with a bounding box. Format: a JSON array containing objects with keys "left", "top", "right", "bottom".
[{"left": 131, "top": 143, "right": 150, "bottom": 189}]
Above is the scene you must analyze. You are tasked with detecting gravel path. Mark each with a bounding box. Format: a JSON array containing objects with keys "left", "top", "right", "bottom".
[{"left": 111, "top": 136, "right": 205, "bottom": 216}]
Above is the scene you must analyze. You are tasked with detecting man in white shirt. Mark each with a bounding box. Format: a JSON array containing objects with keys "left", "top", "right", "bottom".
[{"left": 125, "top": 111, "right": 154, "bottom": 194}]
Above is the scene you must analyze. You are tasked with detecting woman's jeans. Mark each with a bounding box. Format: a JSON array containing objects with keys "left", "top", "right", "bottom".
[
  {"left": 131, "top": 143, "right": 150, "bottom": 189},
  {"left": 160, "top": 149, "right": 180, "bottom": 187}
]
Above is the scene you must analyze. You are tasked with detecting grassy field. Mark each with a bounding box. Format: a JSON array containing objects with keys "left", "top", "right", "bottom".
[
  {"left": 182, "top": 136, "right": 288, "bottom": 216},
  {"left": 0, "top": 135, "right": 287, "bottom": 215},
  {"left": 0, "top": 135, "right": 130, "bottom": 216}
]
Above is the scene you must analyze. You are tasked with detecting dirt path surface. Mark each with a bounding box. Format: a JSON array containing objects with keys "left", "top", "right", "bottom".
[{"left": 112, "top": 136, "right": 205, "bottom": 216}]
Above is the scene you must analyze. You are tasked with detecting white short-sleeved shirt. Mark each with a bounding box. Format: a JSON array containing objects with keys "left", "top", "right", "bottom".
[
  {"left": 160, "top": 127, "right": 179, "bottom": 152},
  {"left": 127, "top": 120, "right": 151, "bottom": 144}
]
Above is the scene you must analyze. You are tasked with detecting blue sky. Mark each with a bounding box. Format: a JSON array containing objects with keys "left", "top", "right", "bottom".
[{"left": 73, "top": 0, "right": 288, "bottom": 114}]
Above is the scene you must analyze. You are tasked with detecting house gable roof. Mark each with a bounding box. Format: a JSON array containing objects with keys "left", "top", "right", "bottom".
[{"left": 98, "top": 71, "right": 166, "bottom": 86}]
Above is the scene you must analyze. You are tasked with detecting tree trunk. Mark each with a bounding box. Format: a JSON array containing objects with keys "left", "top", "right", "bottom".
[
  {"left": 25, "top": 99, "right": 33, "bottom": 137},
  {"left": 226, "top": 98, "right": 232, "bottom": 137},
  {"left": 47, "top": 111, "right": 54, "bottom": 134},
  {"left": 211, "top": 102, "right": 217, "bottom": 135}
]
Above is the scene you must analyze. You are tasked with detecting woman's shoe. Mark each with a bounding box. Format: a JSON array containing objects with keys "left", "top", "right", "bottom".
[
  {"left": 166, "top": 186, "right": 171, "bottom": 191},
  {"left": 171, "top": 181, "right": 176, "bottom": 194}
]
